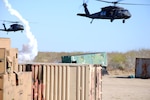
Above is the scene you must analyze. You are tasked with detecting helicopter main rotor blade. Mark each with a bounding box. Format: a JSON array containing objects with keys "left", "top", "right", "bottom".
[
  {"left": 83, "top": 0, "right": 89, "bottom": 3},
  {"left": 7, "top": 21, "right": 20, "bottom": 23},
  {"left": 96, "top": 0, "right": 113, "bottom": 4},
  {"left": 96, "top": 0, "right": 124, "bottom": 4},
  {"left": 117, "top": 2, "right": 150, "bottom": 6},
  {"left": 96, "top": 0, "right": 150, "bottom": 6},
  {"left": 0, "top": 20, "right": 19, "bottom": 23}
]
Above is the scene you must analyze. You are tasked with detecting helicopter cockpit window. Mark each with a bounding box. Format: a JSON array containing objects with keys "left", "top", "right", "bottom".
[
  {"left": 100, "top": 11, "right": 106, "bottom": 16},
  {"left": 20, "top": 25, "right": 23, "bottom": 28},
  {"left": 123, "top": 10, "right": 128, "bottom": 14},
  {"left": 118, "top": 10, "right": 121, "bottom": 14}
]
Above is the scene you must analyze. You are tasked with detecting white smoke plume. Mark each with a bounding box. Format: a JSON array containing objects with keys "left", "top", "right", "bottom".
[{"left": 3, "top": 0, "right": 38, "bottom": 62}]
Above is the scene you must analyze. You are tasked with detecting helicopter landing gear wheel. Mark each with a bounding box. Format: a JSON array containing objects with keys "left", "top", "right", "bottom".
[
  {"left": 110, "top": 19, "right": 113, "bottom": 22},
  {"left": 123, "top": 19, "right": 125, "bottom": 23}
]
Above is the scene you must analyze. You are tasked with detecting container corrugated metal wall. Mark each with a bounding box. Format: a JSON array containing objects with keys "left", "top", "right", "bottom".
[
  {"left": 135, "top": 58, "right": 150, "bottom": 78},
  {"left": 19, "top": 63, "right": 102, "bottom": 100}
]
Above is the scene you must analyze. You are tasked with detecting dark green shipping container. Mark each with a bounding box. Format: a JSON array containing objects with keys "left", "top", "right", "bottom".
[{"left": 61, "top": 52, "right": 107, "bottom": 67}]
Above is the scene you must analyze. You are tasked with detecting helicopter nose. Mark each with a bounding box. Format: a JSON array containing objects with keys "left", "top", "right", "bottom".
[
  {"left": 127, "top": 12, "right": 131, "bottom": 18},
  {"left": 20, "top": 26, "right": 24, "bottom": 30},
  {"left": 124, "top": 10, "right": 131, "bottom": 19}
]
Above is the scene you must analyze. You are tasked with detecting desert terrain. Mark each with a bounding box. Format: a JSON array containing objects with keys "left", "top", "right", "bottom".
[{"left": 102, "top": 74, "right": 150, "bottom": 100}]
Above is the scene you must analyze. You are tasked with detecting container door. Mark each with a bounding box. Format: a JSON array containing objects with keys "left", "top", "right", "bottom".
[{"left": 136, "top": 58, "right": 150, "bottom": 78}]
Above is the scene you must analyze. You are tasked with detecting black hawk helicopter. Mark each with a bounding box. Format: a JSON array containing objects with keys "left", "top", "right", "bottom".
[
  {"left": 77, "top": 0, "right": 150, "bottom": 23},
  {"left": 0, "top": 20, "right": 24, "bottom": 34}
]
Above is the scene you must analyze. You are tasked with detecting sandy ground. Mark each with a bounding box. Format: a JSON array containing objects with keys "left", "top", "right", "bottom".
[{"left": 102, "top": 75, "right": 150, "bottom": 100}]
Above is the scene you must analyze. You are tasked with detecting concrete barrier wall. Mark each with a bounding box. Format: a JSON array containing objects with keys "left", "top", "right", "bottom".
[
  {"left": 19, "top": 63, "right": 102, "bottom": 100},
  {"left": 0, "top": 72, "right": 32, "bottom": 100}
]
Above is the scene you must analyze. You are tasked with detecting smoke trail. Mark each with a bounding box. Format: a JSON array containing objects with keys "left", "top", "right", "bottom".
[{"left": 3, "top": 0, "right": 38, "bottom": 62}]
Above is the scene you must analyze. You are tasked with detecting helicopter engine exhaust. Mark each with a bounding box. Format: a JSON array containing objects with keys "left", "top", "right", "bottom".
[{"left": 3, "top": 0, "right": 38, "bottom": 62}]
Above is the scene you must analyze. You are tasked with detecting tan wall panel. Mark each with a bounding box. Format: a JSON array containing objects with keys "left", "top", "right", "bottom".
[
  {"left": 66, "top": 65, "right": 70, "bottom": 100},
  {"left": 0, "top": 38, "right": 11, "bottom": 49},
  {"left": 1, "top": 73, "right": 32, "bottom": 100},
  {"left": 0, "top": 76, "right": 3, "bottom": 100},
  {"left": 58, "top": 65, "right": 62, "bottom": 100},
  {"left": 0, "top": 91, "right": 3, "bottom": 100},
  {"left": 7, "top": 48, "right": 18, "bottom": 72},
  {"left": 43, "top": 65, "right": 46, "bottom": 99},
  {"left": 85, "top": 66, "right": 90, "bottom": 100},
  {"left": 19, "top": 72, "right": 32, "bottom": 100},
  {"left": 0, "top": 61, "right": 5, "bottom": 74},
  {"left": 46, "top": 65, "right": 50, "bottom": 100},
  {"left": 54, "top": 65, "right": 58, "bottom": 100},
  {"left": 0, "top": 49, "right": 6, "bottom": 74},
  {"left": 69, "top": 66, "right": 77, "bottom": 100},
  {"left": 0, "top": 49, "right": 5, "bottom": 58},
  {"left": 3, "top": 74, "right": 16, "bottom": 100}
]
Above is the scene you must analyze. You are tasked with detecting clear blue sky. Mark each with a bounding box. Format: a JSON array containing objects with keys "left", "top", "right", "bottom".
[{"left": 0, "top": 0, "right": 150, "bottom": 53}]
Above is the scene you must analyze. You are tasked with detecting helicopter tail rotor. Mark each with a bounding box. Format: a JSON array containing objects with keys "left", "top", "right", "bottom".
[
  {"left": 83, "top": 3, "right": 87, "bottom": 7},
  {"left": 2, "top": 23, "right": 6, "bottom": 31},
  {"left": 79, "top": 0, "right": 89, "bottom": 10},
  {"left": 78, "top": 0, "right": 90, "bottom": 15},
  {"left": 82, "top": 1, "right": 90, "bottom": 16}
]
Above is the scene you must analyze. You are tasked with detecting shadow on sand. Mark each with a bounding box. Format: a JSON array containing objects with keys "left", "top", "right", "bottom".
[{"left": 116, "top": 75, "right": 135, "bottom": 79}]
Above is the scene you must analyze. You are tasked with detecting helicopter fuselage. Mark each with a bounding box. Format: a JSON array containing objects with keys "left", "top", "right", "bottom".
[
  {"left": 89, "top": 6, "right": 131, "bottom": 19},
  {"left": 77, "top": 3, "right": 131, "bottom": 23},
  {"left": 8, "top": 24, "right": 24, "bottom": 31},
  {"left": 0, "top": 23, "right": 24, "bottom": 32}
]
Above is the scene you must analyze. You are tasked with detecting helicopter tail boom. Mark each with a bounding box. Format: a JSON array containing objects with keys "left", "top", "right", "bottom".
[
  {"left": 77, "top": 3, "right": 90, "bottom": 18},
  {"left": 77, "top": 13, "right": 87, "bottom": 17}
]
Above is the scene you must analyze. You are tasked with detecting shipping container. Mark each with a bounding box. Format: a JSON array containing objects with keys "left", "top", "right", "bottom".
[
  {"left": 135, "top": 58, "right": 150, "bottom": 78},
  {"left": 61, "top": 52, "right": 107, "bottom": 67},
  {"left": 19, "top": 63, "right": 102, "bottom": 100}
]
